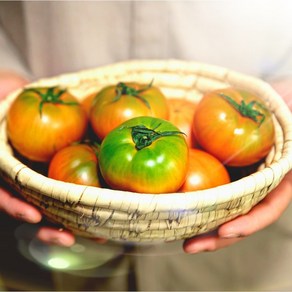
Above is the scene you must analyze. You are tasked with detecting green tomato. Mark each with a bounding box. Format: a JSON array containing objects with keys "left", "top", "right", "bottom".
[{"left": 98, "top": 116, "right": 189, "bottom": 194}]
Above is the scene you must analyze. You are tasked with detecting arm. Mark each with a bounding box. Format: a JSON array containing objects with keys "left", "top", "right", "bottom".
[{"left": 184, "top": 79, "right": 292, "bottom": 253}]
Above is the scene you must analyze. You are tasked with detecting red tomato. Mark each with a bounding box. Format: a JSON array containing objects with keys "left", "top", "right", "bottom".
[
  {"left": 193, "top": 87, "right": 275, "bottom": 166},
  {"left": 167, "top": 98, "right": 198, "bottom": 148},
  {"left": 7, "top": 86, "right": 88, "bottom": 162},
  {"left": 180, "top": 148, "right": 230, "bottom": 192},
  {"left": 48, "top": 143, "right": 101, "bottom": 187},
  {"left": 90, "top": 81, "right": 169, "bottom": 140}
]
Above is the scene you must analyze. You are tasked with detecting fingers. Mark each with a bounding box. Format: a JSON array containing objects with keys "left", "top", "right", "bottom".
[
  {"left": 35, "top": 226, "right": 107, "bottom": 246},
  {"left": 183, "top": 232, "right": 243, "bottom": 254},
  {"left": 0, "top": 185, "right": 75, "bottom": 247},
  {"left": 36, "top": 227, "right": 76, "bottom": 247},
  {"left": 219, "top": 171, "right": 292, "bottom": 238},
  {"left": 0, "top": 187, "right": 42, "bottom": 223},
  {"left": 184, "top": 171, "right": 292, "bottom": 254}
]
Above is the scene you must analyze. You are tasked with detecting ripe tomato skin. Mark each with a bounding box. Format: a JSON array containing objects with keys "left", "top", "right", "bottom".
[
  {"left": 90, "top": 82, "right": 169, "bottom": 140},
  {"left": 180, "top": 149, "right": 230, "bottom": 192},
  {"left": 99, "top": 116, "right": 189, "bottom": 194},
  {"left": 167, "top": 98, "right": 198, "bottom": 148},
  {"left": 81, "top": 93, "right": 95, "bottom": 117},
  {"left": 7, "top": 87, "right": 88, "bottom": 162},
  {"left": 193, "top": 87, "right": 275, "bottom": 166},
  {"left": 48, "top": 143, "right": 101, "bottom": 187}
]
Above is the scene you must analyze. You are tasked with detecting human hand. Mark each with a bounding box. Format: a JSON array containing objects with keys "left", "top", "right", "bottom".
[
  {"left": 0, "top": 71, "right": 76, "bottom": 247},
  {"left": 183, "top": 79, "right": 292, "bottom": 254},
  {"left": 0, "top": 71, "right": 38, "bottom": 221},
  {"left": 183, "top": 170, "right": 292, "bottom": 253}
]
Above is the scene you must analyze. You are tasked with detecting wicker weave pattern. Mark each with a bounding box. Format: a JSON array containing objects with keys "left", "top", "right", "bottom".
[{"left": 1, "top": 60, "right": 292, "bottom": 242}]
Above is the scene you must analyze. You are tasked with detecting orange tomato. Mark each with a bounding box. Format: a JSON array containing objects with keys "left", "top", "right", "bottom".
[
  {"left": 193, "top": 87, "right": 275, "bottom": 166},
  {"left": 167, "top": 98, "right": 198, "bottom": 148},
  {"left": 81, "top": 93, "right": 95, "bottom": 117},
  {"left": 48, "top": 143, "right": 101, "bottom": 187},
  {"left": 89, "top": 81, "right": 169, "bottom": 140},
  {"left": 7, "top": 86, "right": 88, "bottom": 162},
  {"left": 180, "top": 148, "right": 230, "bottom": 192}
]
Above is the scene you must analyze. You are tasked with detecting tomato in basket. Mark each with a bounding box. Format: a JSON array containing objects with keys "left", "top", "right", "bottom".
[
  {"left": 81, "top": 93, "right": 95, "bottom": 117},
  {"left": 7, "top": 86, "right": 88, "bottom": 162},
  {"left": 193, "top": 87, "right": 275, "bottom": 166},
  {"left": 167, "top": 98, "right": 198, "bottom": 148},
  {"left": 89, "top": 81, "right": 169, "bottom": 140},
  {"left": 179, "top": 148, "right": 230, "bottom": 192},
  {"left": 48, "top": 143, "right": 102, "bottom": 187},
  {"left": 98, "top": 116, "right": 189, "bottom": 194}
]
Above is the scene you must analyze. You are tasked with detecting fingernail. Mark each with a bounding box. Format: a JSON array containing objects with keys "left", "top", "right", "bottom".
[{"left": 221, "top": 233, "right": 244, "bottom": 239}]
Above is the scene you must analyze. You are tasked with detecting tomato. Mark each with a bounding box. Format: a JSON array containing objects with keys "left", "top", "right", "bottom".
[
  {"left": 81, "top": 93, "right": 95, "bottom": 117},
  {"left": 193, "top": 87, "right": 275, "bottom": 166},
  {"left": 167, "top": 98, "right": 198, "bottom": 148},
  {"left": 180, "top": 149, "right": 230, "bottom": 192},
  {"left": 99, "top": 116, "right": 188, "bottom": 194},
  {"left": 48, "top": 143, "right": 101, "bottom": 187},
  {"left": 7, "top": 86, "right": 88, "bottom": 162},
  {"left": 90, "top": 81, "right": 169, "bottom": 140}
]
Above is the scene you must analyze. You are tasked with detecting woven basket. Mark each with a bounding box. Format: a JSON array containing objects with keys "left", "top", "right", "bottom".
[{"left": 1, "top": 59, "right": 292, "bottom": 242}]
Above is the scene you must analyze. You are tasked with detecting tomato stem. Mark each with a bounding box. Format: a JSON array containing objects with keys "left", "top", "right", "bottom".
[
  {"left": 113, "top": 80, "right": 154, "bottom": 109},
  {"left": 130, "top": 124, "right": 185, "bottom": 150},
  {"left": 219, "top": 93, "right": 266, "bottom": 125},
  {"left": 23, "top": 86, "right": 78, "bottom": 116}
]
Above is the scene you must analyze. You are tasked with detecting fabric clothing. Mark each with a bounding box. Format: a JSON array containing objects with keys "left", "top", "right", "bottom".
[
  {"left": 1, "top": 1, "right": 292, "bottom": 80},
  {"left": 1, "top": 1, "right": 292, "bottom": 290}
]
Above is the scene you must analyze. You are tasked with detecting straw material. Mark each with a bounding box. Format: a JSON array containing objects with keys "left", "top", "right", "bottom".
[{"left": 1, "top": 59, "right": 292, "bottom": 242}]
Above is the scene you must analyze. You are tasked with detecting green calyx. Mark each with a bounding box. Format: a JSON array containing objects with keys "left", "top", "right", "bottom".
[
  {"left": 113, "top": 80, "right": 154, "bottom": 109},
  {"left": 131, "top": 124, "right": 185, "bottom": 150},
  {"left": 219, "top": 93, "right": 266, "bottom": 126},
  {"left": 23, "top": 86, "right": 78, "bottom": 116}
]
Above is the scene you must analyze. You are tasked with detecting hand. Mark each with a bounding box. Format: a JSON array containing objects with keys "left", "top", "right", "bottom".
[
  {"left": 184, "top": 170, "right": 292, "bottom": 253},
  {"left": 0, "top": 71, "right": 76, "bottom": 247},
  {"left": 0, "top": 71, "right": 38, "bottom": 222},
  {"left": 183, "top": 79, "right": 292, "bottom": 254}
]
